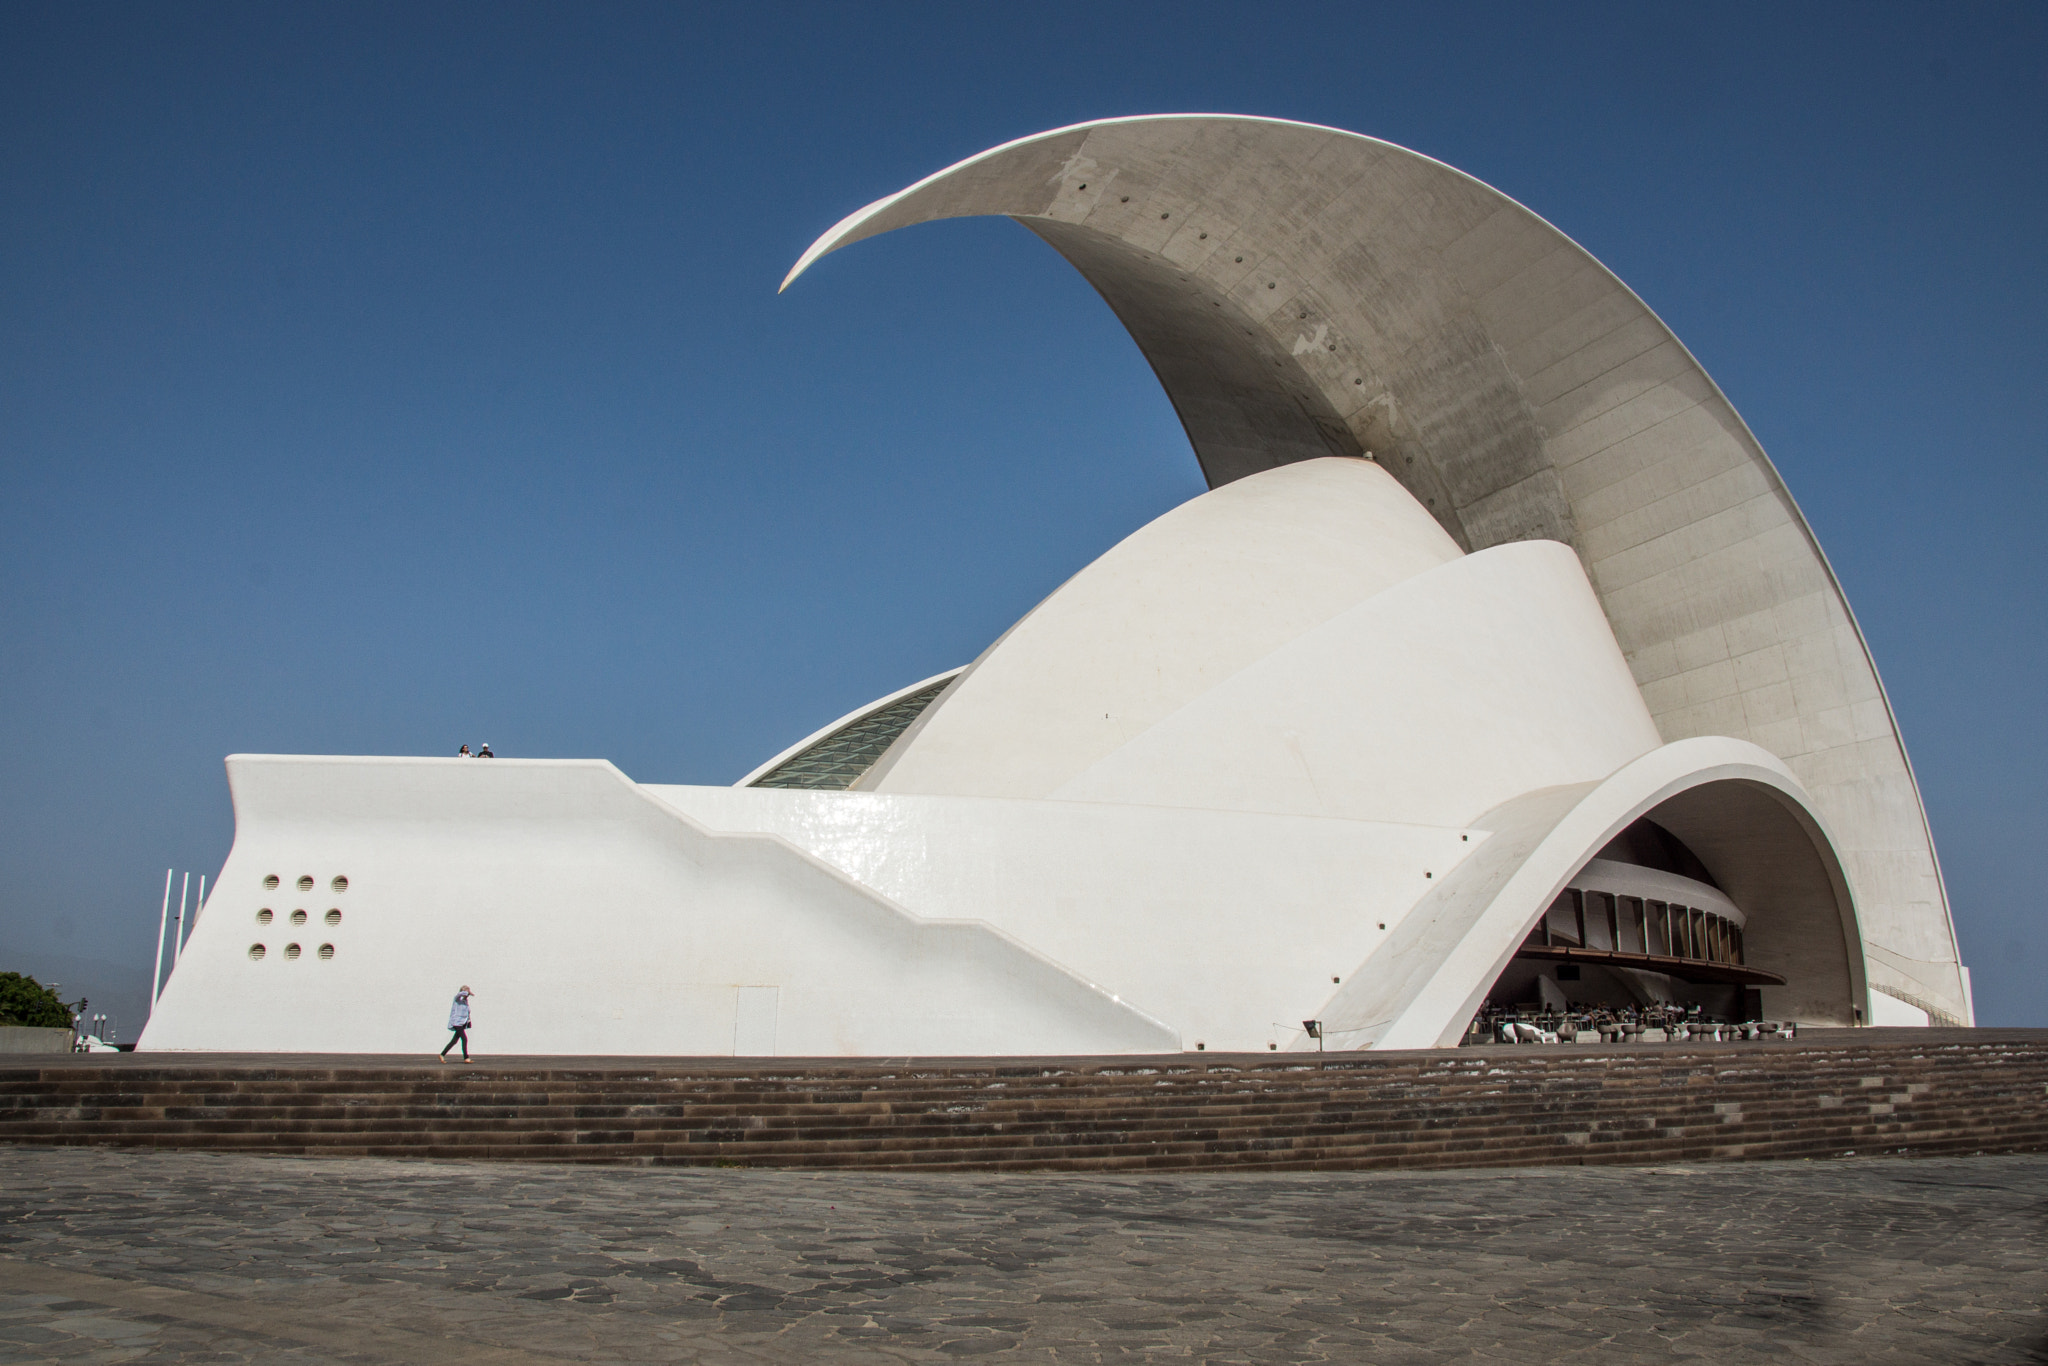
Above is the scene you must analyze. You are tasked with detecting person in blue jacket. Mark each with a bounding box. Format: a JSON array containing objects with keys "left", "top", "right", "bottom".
[{"left": 439, "top": 985, "right": 474, "bottom": 1063}]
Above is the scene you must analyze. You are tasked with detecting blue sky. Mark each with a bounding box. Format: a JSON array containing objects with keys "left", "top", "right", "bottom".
[{"left": 2, "top": 2, "right": 2042, "bottom": 1034}]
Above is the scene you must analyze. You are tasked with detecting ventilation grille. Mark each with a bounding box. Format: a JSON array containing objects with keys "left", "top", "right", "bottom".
[{"left": 750, "top": 678, "right": 954, "bottom": 790}]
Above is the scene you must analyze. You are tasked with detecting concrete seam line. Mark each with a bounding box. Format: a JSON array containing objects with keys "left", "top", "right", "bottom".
[{"left": 0, "top": 1257, "right": 573, "bottom": 1365}]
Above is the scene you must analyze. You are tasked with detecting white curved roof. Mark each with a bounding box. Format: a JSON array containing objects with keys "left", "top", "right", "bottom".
[
  {"left": 784, "top": 114, "right": 1967, "bottom": 1025},
  {"left": 861, "top": 456, "right": 1468, "bottom": 797}
]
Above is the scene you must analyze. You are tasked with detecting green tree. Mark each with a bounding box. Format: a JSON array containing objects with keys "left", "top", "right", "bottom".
[{"left": 0, "top": 973, "right": 71, "bottom": 1029}]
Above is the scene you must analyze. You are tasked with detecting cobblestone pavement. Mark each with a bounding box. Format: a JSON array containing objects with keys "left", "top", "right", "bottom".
[{"left": 0, "top": 1148, "right": 2043, "bottom": 1364}]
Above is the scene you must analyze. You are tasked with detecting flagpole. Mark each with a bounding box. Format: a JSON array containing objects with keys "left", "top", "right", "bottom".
[
  {"left": 171, "top": 872, "right": 189, "bottom": 968},
  {"left": 151, "top": 869, "right": 173, "bottom": 1007}
]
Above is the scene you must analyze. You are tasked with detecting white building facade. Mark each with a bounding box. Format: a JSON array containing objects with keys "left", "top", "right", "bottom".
[{"left": 140, "top": 116, "right": 1968, "bottom": 1056}]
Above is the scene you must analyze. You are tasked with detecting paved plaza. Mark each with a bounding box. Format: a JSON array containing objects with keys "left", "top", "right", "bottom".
[{"left": 0, "top": 1147, "right": 2043, "bottom": 1364}]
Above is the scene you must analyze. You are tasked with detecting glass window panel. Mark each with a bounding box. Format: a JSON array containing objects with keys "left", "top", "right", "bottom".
[{"left": 751, "top": 679, "right": 955, "bottom": 790}]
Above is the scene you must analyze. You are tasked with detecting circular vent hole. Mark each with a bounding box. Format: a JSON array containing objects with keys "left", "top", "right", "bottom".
[
  {"left": 318, "top": 943, "right": 335, "bottom": 961},
  {"left": 263, "top": 875, "right": 280, "bottom": 890},
  {"left": 331, "top": 875, "right": 348, "bottom": 893},
  {"left": 290, "top": 910, "right": 308, "bottom": 925},
  {"left": 296, "top": 875, "right": 314, "bottom": 891},
  {"left": 324, "top": 909, "right": 341, "bottom": 925},
  {"left": 256, "top": 909, "right": 273, "bottom": 925},
  {"left": 284, "top": 943, "right": 302, "bottom": 960},
  {"left": 248, "top": 944, "right": 267, "bottom": 961}
]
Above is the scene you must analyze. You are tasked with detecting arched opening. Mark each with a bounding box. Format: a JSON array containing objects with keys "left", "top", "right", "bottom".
[{"left": 1472, "top": 779, "right": 1862, "bottom": 1039}]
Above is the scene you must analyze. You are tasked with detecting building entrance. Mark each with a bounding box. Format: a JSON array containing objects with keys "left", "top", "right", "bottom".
[{"left": 1471, "top": 817, "right": 1788, "bottom": 1042}]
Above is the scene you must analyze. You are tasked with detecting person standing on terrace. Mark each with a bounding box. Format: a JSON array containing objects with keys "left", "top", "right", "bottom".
[{"left": 438, "top": 986, "right": 474, "bottom": 1063}]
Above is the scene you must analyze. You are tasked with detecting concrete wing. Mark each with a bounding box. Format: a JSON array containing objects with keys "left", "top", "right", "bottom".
[{"left": 781, "top": 114, "right": 1967, "bottom": 1025}]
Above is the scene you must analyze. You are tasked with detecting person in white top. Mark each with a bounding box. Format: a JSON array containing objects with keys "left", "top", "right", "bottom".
[{"left": 439, "top": 986, "right": 474, "bottom": 1062}]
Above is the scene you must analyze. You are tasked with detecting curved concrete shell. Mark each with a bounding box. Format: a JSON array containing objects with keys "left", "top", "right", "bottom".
[
  {"left": 137, "top": 114, "right": 1965, "bottom": 1057},
  {"left": 784, "top": 115, "right": 1966, "bottom": 1026}
]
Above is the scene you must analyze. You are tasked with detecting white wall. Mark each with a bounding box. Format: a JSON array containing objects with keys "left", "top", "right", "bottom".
[
  {"left": 139, "top": 756, "right": 1175, "bottom": 1056},
  {"left": 1869, "top": 990, "right": 1931, "bottom": 1028},
  {"left": 655, "top": 784, "right": 1473, "bottom": 1053},
  {"left": 144, "top": 736, "right": 1867, "bottom": 1057}
]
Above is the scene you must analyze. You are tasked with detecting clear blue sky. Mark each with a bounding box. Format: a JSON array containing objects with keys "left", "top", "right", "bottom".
[{"left": 2, "top": 2, "right": 2042, "bottom": 1035}]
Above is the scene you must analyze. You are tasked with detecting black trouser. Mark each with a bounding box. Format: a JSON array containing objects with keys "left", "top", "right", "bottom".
[{"left": 441, "top": 1024, "right": 470, "bottom": 1058}]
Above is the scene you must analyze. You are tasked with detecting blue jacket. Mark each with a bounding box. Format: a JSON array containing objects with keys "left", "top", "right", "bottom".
[{"left": 448, "top": 991, "right": 471, "bottom": 1029}]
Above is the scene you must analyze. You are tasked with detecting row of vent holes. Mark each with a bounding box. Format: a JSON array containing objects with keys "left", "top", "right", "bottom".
[
  {"left": 255, "top": 909, "right": 341, "bottom": 926},
  {"left": 248, "top": 943, "right": 335, "bottom": 961},
  {"left": 264, "top": 874, "right": 348, "bottom": 893},
  {"left": 1075, "top": 221, "right": 1383, "bottom": 411},
  {"left": 1076, "top": 187, "right": 1197, "bottom": 240}
]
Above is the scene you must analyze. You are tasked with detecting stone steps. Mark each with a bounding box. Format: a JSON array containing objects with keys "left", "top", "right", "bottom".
[
  {"left": 0, "top": 1085, "right": 2027, "bottom": 1134},
  {"left": 3, "top": 1109, "right": 2035, "bottom": 1156},
  {"left": 3, "top": 1033, "right": 2043, "bottom": 1173},
  {"left": 0, "top": 1081, "right": 2018, "bottom": 1124},
  {"left": 5, "top": 1068, "right": 2027, "bottom": 1113}
]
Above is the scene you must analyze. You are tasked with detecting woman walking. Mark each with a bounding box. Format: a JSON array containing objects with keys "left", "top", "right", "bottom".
[{"left": 439, "top": 985, "right": 474, "bottom": 1062}]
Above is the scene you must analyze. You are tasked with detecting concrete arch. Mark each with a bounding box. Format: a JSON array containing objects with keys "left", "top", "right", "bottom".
[
  {"left": 783, "top": 114, "right": 1966, "bottom": 1025},
  {"left": 1636, "top": 778, "right": 1863, "bottom": 1026},
  {"left": 1314, "top": 736, "right": 1866, "bottom": 1051}
]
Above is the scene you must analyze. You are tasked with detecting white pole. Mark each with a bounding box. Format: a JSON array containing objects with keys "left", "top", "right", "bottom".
[
  {"left": 171, "top": 872, "right": 189, "bottom": 968},
  {"left": 151, "top": 869, "right": 173, "bottom": 1006},
  {"left": 191, "top": 875, "right": 206, "bottom": 943}
]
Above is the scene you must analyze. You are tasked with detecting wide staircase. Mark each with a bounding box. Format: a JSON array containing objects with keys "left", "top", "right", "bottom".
[{"left": 3, "top": 1030, "right": 2044, "bottom": 1173}]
